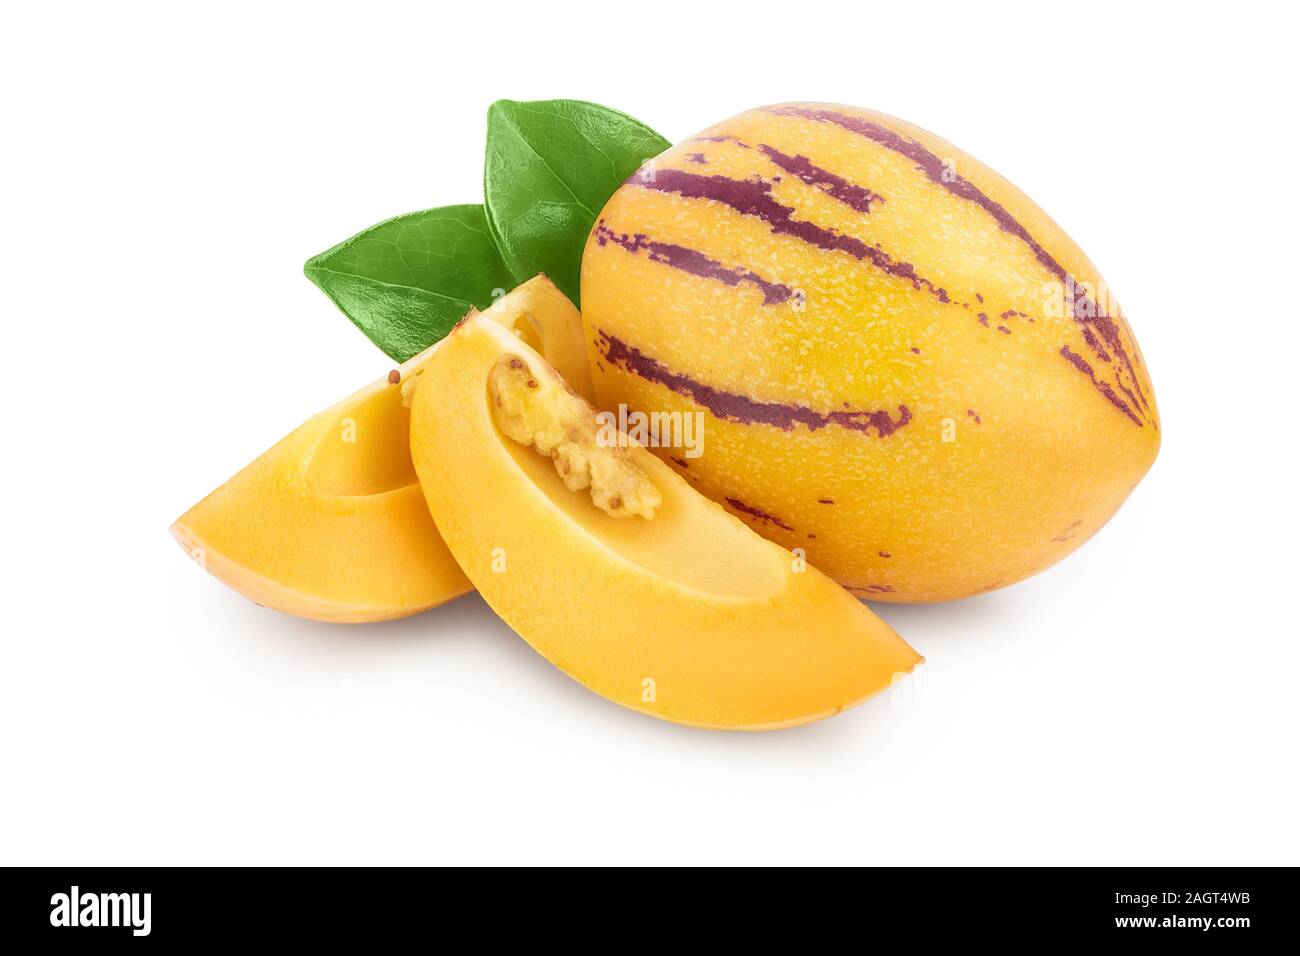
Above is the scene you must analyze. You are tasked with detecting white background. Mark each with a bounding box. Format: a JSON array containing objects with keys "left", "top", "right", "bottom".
[{"left": 2, "top": 1, "right": 1297, "bottom": 866}]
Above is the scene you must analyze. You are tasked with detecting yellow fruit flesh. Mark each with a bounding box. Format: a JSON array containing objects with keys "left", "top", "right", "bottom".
[
  {"left": 490, "top": 274, "right": 596, "bottom": 403},
  {"left": 172, "top": 355, "right": 471, "bottom": 622},
  {"left": 488, "top": 352, "right": 663, "bottom": 518},
  {"left": 581, "top": 104, "right": 1159, "bottom": 602},
  {"left": 409, "top": 311, "right": 922, "bottom": 729},
  {"left": 174, "top": 274, "right": 588, "bottom": 622}
]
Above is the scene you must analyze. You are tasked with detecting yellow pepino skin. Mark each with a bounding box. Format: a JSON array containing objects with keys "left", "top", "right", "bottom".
[
  {"left": 581, "top": 103, "right": 1159, "bottom": 602},
  {"left": 409, "top": 310, "right": 921, "bottom": 729}
]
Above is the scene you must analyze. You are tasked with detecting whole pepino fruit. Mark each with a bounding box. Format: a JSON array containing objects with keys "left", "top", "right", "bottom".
[{"left": 580, "top": 103, "right": 1159, "bottom": 602}]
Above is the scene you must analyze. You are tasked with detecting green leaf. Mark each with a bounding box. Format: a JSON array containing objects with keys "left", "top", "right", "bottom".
[
  {"left": 304, "top": 204, "right": 514, "bottom": 362},
  {"left": 484, "top": 99, "right": 670, "bottom": 306}
]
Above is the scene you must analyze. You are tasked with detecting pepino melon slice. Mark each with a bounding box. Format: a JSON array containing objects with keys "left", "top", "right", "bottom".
[
  {"left": 408, "top": 306, "right": 922, "bottom": 729},
  {"left": 173, "top": 275, "right": 588, "bottom": 623},
  {"left": 171, "top": 353, "right": 469, "bottom": 622}
]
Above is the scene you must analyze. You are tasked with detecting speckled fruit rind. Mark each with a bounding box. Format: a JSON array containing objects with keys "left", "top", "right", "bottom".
[
  {"left": 581, "top": 103, "right": 1159, "bottom": 602},
  {"left": 173, "top": 275, "right": 589, "bottom": 622},
  {"left": 408, "top": 309, "right": 921, "bottom": 730}
]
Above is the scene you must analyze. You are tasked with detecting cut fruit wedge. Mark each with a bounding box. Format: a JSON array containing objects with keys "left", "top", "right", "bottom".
[
  {"left": 491, "top": 274, "right": 596, "bottom": 403},
  {"left": 408, "top": 308, "right": 923, "bottom": 729},
  {"left": 171, "top": 349, "right": 470, "bottom": 622},
  {"left": 173, "top": 274, "right": 587, "bottom": 622},
  {"left": 399, "top": 274, "right": 596, "bottom": 408}
]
